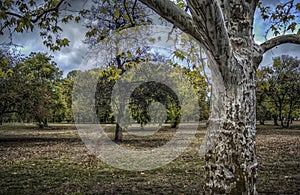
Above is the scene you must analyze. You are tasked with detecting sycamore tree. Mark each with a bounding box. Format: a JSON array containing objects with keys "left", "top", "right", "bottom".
[
  {"left": 1, "top": 0, "right": 300, "bottom": 193},
  {"left": 136, "top": 0, "right": 300, "bottom": 193}
]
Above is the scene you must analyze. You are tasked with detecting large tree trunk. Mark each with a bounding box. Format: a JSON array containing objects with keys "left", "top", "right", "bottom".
[
  {"left": 204, "top": 51, "right": 259, "bottom": 193},
  {"left": 132, "top": 0, "right": 299, "bottom": 193}
]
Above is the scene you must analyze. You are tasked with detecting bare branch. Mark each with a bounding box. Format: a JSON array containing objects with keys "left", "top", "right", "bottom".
[
  {"left": 4, "top": 11, "right": 23, "bottom": 18},
  {"left": 123, "top": 0, "right": 135, "bottom": 26},
  {"left": 260, "top": 34, "right": 300, "bottom": 53},
  {"left": 4, "top": 0, "right": 65, "bottom": 23},
  {"left": 31, "top": 0, "right": 65, "bottom": 23}
]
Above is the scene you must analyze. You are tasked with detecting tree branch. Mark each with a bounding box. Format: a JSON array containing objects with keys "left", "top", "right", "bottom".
[
  {"left": 31, "top": 0, "right": 65, "bottom": 23},
  {"left": 4, "top": 0, "right": 65, "bottom": 23},
  {"left": 4, "top": 11, "right": 23, "bottom": 18},
  {"left": 260, "top": 34, "right": 300, "bottom": 53},
  {"left": 187, "top": 0, "right": 231, "bottom": 64},
  {"left": 138, "top": 0, "right": 207, "bottom": 46}
]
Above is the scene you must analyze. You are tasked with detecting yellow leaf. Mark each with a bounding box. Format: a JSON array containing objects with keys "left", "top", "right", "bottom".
[{"left": 136, "top": 48, "right": 141, "bottom": 55}]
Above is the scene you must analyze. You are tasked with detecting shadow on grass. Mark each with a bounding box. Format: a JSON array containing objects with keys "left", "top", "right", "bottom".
[{"left": 0, "top": 137, "right": 82, "bottom": 144}]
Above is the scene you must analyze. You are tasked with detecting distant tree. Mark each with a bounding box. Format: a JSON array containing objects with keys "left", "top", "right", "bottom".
[
  {"left": 257, "top": 55, "right": 300, "bottom": 128},
  {"left": 82, "top": 0, "right": 153, "bottom": 141},
  {"left": 182, "top": 66, "right": 209, "bottom": 121},
  {"left": 129, "top": 81, "right": 181, "bottom": 128},
  {"left": 16, "top": 53, "right": 63, "bottom": 127},
  {"left": 62, "top": 70, "right": 80, "bottom": 122},
  {"left": 0, "top": 48, "right": 20, "bottom": 124},
  {"left": 256, "top": 67, "right": 272, "bottom": 125}
]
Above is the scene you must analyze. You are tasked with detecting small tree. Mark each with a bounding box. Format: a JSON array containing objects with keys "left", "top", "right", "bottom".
[{"left": 83, "top": 0, "right": 153, "bottom": 141}]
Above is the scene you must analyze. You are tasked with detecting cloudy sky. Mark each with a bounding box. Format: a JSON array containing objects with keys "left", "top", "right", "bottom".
[{"left": 6, "top": 0, "right": 300, "bottom": 76}]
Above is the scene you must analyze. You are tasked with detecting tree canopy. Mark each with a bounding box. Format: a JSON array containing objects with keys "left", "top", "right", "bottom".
[{"left": 257, "top": 55, "right": 300, "bottom": 127}]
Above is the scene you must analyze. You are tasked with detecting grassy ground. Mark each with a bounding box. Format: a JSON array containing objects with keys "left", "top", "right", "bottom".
[{"left": 0, "top": 122, "right": 299, "bottom": 194}]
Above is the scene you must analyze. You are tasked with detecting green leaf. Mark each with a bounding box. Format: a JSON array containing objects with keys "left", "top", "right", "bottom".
[
  {"left": 114, "top": 10, "right": 120, "bottom": 19},
  {"left": 273, "top": 59, "right": 281, "bottom": 67},
  {"left": 127, "top": 50, "right": 133, "bottom": 59},
  {"left": 100, "top": 8, "right": 107, "bottom": 14}
]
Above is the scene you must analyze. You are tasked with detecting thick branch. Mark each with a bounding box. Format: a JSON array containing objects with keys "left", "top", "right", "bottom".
[
  {"left": 138, "top": 0, "right": 192, "bottom": 30},
  {"left": 187, "top": 0, "right": 231, "bottom": 65},
  {"left": 138, "top": 0, "right": 208, "bottom": 47},
  {"left": 260, "top": 34, "right": 300, "bottom": 53}
]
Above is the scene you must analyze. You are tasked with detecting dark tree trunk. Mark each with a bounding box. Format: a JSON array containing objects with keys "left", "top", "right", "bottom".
[
  {"left": 273, "top": 116, "right": 279, "bottom": 126},
  {"left": 114, "top": 96, "right": 125, "bottom": 141},
  {"left": 114, "top": 122, "right": 123, "bottom": 141}
]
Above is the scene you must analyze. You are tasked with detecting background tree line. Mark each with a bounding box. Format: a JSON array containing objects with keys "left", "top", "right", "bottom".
[
  {"left": 2, "top": 49, "right": 299, "bottom": 129},
  {"left": 0, "top": 49, "right": 210, "bottom": 128}
]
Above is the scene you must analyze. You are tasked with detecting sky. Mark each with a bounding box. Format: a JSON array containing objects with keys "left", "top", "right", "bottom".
[{"left": 4, "top": 0, "right": 300, "bottom": 76}]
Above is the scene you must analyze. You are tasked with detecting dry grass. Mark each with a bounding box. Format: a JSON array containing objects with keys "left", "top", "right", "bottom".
[{"left": 0, "top": 122, "right": 299, "bottom": 194}]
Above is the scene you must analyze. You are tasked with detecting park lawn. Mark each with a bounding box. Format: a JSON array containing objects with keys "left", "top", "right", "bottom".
[{"left": 0, "top": 122, "right": 299, "bottom": 194}]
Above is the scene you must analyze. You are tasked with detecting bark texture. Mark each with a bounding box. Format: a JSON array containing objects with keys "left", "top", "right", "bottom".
[
  {"left": 138, "top": 0, "right": 300, "bottom": 193},
  {"left": 200, "top": 1, "right": 261, "bottom": 193},
  {"left": 204, "top": 51, "right": 259, "bottom": 194}
]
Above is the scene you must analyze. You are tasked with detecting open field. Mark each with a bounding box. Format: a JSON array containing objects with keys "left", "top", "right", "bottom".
[{"left": 0, "top": 122, "right": 299, "bottom": 194}]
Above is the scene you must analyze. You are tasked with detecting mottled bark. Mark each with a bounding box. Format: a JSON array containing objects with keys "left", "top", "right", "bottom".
[
  {"left": 204, "top": 49, "right": 260, "bottom": 194},
  {"left": 189, "top": 1, "right": 261, "bottom": 193},
  {"left": 138, "top": 0, "right": 300, "bottom": 193},
  {"left": 261, "top": 34, "right": 300, "bottom": 53}
]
